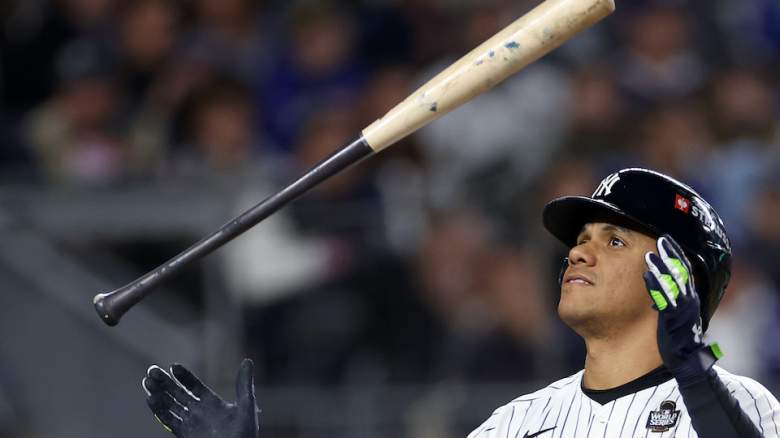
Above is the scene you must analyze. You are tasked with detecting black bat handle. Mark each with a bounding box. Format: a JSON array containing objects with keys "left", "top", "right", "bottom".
[{"left": 93, "top": 137, "right": 374, "bottom": 326}]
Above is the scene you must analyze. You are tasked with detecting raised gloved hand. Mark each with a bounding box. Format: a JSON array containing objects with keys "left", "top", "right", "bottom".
[
  {"left": 142, "top": 358, "right": 259, "bottom": 438},
  {"left": 644, "top": 235, "right": 723, "bottom": 388}
]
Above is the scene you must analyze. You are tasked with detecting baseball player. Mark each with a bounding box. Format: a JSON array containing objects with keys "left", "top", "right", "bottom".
[
  {"left": 140, "top": 168, "right": 780, "bottom": 438},
  {"left": 467, "top": 168, "right": 780, "bottom": 437}
]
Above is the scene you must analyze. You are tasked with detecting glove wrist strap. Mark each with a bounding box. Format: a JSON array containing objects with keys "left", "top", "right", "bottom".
[{"left": 670, "top": 343, "right": 722, "bottom": 388}]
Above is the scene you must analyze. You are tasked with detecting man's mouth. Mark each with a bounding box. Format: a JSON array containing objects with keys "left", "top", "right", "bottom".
[{"left": 563, "top": 273, "right": 594, "bottom": 285}]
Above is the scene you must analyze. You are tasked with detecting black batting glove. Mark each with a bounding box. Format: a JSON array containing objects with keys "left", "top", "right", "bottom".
[
  {"left": 142, "top": 358, "right": 260, "bottom": 438},
  {"left": 643, "top": 235, "right": 724, "bottom": 388}
]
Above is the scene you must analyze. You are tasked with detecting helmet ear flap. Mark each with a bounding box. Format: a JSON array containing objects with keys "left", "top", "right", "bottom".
[{"left": 558, "top": 257, "right": 569, "bottom": 286}]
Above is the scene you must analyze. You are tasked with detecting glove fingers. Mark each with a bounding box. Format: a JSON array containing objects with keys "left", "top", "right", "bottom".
[
  {"left": 170, "top": 364, "right": 214, "bottom": 402},
  {"left": 142, "top": 377, "right": 152, "bottom": 397},
  {"left": 143, "top": 371, "right": 168, "bottom": 397},
  {"left": 660, "top": 235, "right": 692, "bottom": 272},
  {"left": 147, "top": 366, "right": 196, "bottom": 406},
  {"left": 658, "top": 236, "right": 691, "bottom": 297},
  {"left": 235, "top": 358, "right": 256, "bottom": 407},
  {"left": 146, "top": 393, "right": 183, "bottom": 435},
  {"left": 645, "top": 252, "right": 680, "bottom": 307},
  {"left": 644, "top": 271, "right": 670, "bottom": 311},
  {"left": 145, "top": 377, "right": 190, "bottom": 415}
]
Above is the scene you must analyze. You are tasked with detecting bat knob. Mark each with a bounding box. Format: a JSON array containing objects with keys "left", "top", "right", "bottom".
[
  {"left": 93, "top": 292, "right": 120, "bottom": 326},
  {"left": 93, "top": 278, "right": 156, "bottom": 326}
]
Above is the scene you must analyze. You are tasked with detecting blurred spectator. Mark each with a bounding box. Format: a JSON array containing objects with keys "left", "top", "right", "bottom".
[
  {"left": 700, "top": 68, "right": 779, "bottom": 241},
  {"left": 399, "top": 0, "right": 458, "bottom": 67},
  {"left": 356, "top": 65, "right": 430, "bottom": 254},
  {"left": 172, "top": 78, "right": 260, "bottom": 174},
  {"left": 744, "top": 168, "right": 780, "bottom": 290},
  {"left": 714, "top": 0, "right": 780, "bottom": 65},
  {"left": 24, "top": 39, "right": 128, "bottom": 185},
  {"left": 123, "top": 44, "right": 219, "bottom": 173},
  {"left": 418, "top": 212, "right": 494, "bottom": 338},
  {"left": 355, "top": 66, "right": 415, "bottom": 131},
  {"left": 289, "top": 106, "right": 386, "bottom": 253},
  {"left": 184, "top": 0, "right": 272, "bottom": 85},
  {"left": 418, "top": 65, "right": 573, "bottom": 210},
  {"left": 411, "top": 0, "right": 573, "bottom": 213},
  {"left": 614, "top": 5, "right": 706, "bottom": 107},
  {"left": 234, "top": 107, "right": 429, "bottom": 385},
  {"left": 537, "top": 158, "right": 599, "bottom": 202},
  {"left": 712, "top": 165, "right": 780, "bottom": 392},
  {"left": 295, "top": 108, "right": 374, "bottom": 202},
  {"left": 241, "top": 247, "right": 433, "bottom": 385},
  {"left": 354, "top": 65, "right": 423, "bottom": 169},
  {"left": 507, "top": 156, "right": 598, "bottom": 248},
  {"left": 413, "top": 211, "right": 561, "bottom": 383},
  {"left": 629, "top": 100, "right": 713, "bottom": 179},
  {"left": 116, "top": 0, "right": 179, "bottom": 113},
  {"left": 467, "top": 245, "right": 556, "bottom": 382},
  {"left": 708, "top": 68, "right": 777, "bottom": 144},
  {"left": 222, "top": 106, "right": 384, "bottom": 305},
  {"left": 60, "top": 0, "right": 115, "bottom": 28},
  {"left": 259, "top": 3, "right": 366, "bottom": 152},
  {"left": 415, "top": 212, "right": 499, "bottom": 378},
  {"left": 0, "top": 0, "right": 115, "bottom": 114},
  {"left": 707, "top": 259, "right": 778, "bottom": 382},
  {"left": 563, "top": 66, "right": 627, "bottom": 157},
  {"left": 354, "top": 3, "right": 415, "bottom": 68}
]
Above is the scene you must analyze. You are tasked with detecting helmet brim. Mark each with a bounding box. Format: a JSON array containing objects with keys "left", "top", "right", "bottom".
[{"left": 543, "top": 196, "right": 660, "bottom": 247}]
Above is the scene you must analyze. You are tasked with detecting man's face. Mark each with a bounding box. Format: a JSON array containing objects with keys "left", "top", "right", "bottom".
[{"left": 558, "top": 222, "right": 658, "bottom": 337}]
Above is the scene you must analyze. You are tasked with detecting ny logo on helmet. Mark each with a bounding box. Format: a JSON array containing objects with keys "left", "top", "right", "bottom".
[{"left": 593, "top": 173, "right": 620, "bottom": 198}]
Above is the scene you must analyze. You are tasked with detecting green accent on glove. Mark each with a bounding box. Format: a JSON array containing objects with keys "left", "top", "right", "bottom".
[
  {"left": 661, "top": 274, "right": 680, "bottom": 300},
  {"left": 710, "top": 343, "right": 724, "bottom": 360},
  {"left": 668, "top": 258, "right": 689, "bottom": 285},
  {"left": 154, "top": 415, "right": 173, "bottom": 434},
  {"left": 650, "top": 289, "right": 668, "bottom": 310}
]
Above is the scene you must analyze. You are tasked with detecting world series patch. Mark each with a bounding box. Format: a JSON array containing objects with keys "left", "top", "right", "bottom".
[{"left": 646, "top": 400, "right": 680, "bottom": 432}]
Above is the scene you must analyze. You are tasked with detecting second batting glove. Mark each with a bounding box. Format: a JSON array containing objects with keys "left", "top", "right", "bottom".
[
  {"left": 142, "top": 358, "right": 260, "bottom": 438},
  {"left": 643, "top": 235, "right": 723, "bottom": 388}
]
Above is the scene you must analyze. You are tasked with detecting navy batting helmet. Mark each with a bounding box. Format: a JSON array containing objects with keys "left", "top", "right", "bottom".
[{"left": 543, "top": 168, "right": 731, "bottom": 331}]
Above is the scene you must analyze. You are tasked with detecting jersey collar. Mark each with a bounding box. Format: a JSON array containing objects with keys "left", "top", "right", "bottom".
[{"left": 581, "top": 366, "right": 674, "bottom": 405}]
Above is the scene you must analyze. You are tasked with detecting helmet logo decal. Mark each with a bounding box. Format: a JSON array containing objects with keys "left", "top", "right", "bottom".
[
  {"left": 592, "top": 173, "right": 620, "bottom": 198},
  {"left": 675, "top": 194, "right": 691, "bottom": 213},
  {"left": 691, "top": 198, "right": 730, "bottom": 247}
]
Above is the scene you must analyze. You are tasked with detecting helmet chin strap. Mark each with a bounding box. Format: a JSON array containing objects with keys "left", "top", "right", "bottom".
[{"left": 558, "top": 257, "right": 569, "bottom": 286}]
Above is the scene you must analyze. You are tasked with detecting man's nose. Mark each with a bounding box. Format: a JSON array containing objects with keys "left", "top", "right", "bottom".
[{"left": 568, "top": 242, "right": 596, "bottom": 266}]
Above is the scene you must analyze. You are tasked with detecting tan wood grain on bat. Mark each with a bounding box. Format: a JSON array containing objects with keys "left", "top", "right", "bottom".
[{"left": 362, "top": 0, "right": 615, "bottom": 152}]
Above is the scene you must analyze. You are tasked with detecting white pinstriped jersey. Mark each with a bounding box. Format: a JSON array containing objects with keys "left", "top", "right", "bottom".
[{"left": 467, "top": 366, "right": 780, "bottom": 438}]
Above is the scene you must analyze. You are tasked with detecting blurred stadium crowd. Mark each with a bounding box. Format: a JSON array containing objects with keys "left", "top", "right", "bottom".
[{"left": 1, "top": 0, "right": 780, "bottom": 435}]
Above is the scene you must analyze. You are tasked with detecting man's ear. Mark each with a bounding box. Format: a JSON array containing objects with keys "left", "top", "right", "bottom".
[{"left": 557, "top": 257, "right": 569, "bottom": 286}]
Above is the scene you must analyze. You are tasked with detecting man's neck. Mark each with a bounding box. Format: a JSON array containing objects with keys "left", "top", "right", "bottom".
[{"left": 581, "top": 321, "right": 663, "bottom": 390}]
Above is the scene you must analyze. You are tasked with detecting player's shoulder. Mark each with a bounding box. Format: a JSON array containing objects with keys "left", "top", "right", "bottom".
[
  {"left": 714, "top": 366, "right": 774, "bottom": 396},
  {"left": 508, "top": 370, "right": 583, "bottom": 404},
  {"left": 711, "top": 365, "right": 780, "bottom": 433},
  {"left": 466, "top": 371, "right": 583, "bottom": 438}
]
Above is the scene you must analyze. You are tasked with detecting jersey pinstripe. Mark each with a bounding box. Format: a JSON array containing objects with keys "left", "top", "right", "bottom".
[{"left": 467, "top": 366, "right": 780, "bottom": 438}]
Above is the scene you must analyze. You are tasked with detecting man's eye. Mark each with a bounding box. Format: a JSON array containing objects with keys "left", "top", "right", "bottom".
[{"left": 609, "top": 237, "right": 625, "bottom": 247}]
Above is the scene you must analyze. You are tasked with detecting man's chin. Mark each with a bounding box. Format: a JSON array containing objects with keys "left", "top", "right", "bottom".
[
  {"left": 558, "top": 304, "right": 651, "bottom": 339},
  {"left": 558, "top": 304, "right": 604, "bottom": 336}
]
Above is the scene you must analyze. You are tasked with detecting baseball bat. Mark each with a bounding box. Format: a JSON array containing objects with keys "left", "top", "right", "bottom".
[{"left": 94, "top": 0, "right": 615, "bottom": 326}]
